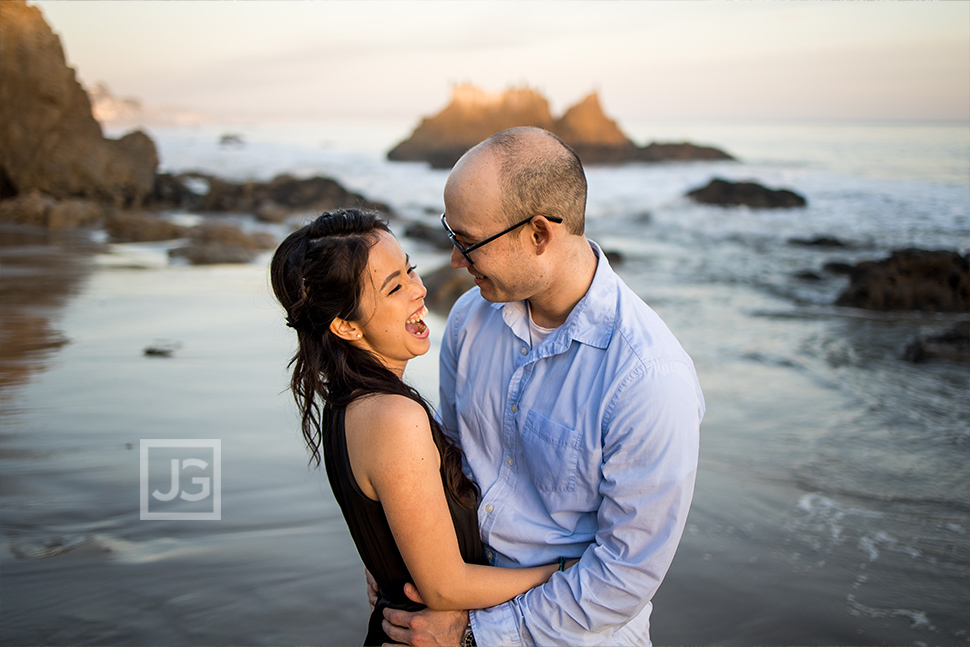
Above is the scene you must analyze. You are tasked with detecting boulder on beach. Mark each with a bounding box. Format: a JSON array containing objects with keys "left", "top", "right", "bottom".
[
  {"left": 421, "top": 264, "right": 476, "bottom": 316},
  {"left": 686, "top": 178, "right": 807, "bottom": 209},
  {"left": 388, "top": 84, "right": 734, "bottom": 169},
  {"left": 169, "top": 221, "right": 276, "bottom": 265},
  {"left": 403, "top": 221, "right": 452, "bottom": 251},
  {"left": 0, "top": 1, "right": 158, "bottom": 206},
  {"left": 0, "top": 191, "right": 105, "bottom": 229},
  {"left": 105, "top": 212, "right": 189, "bottom": 243},
  {"left": 835, "top": 248, "right": 969, "bottom": 313}
]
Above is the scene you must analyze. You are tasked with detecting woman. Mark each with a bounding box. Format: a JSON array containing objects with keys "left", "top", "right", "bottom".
[{"left": 270, "top": 209, "right": 565, "bottom": 645}]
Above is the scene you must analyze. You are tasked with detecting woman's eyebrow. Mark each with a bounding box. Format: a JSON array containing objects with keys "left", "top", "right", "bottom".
[
  {"left": 381, "top": 270, "right": 401, "bottom": 291},
  {"left": 380, "top": 256, "right": 410, "bottom": 291}
]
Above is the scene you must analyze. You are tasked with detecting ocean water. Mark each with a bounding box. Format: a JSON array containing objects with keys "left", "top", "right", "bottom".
[{"left": 1, "top": 118, "right": 968, "bottom": 646}]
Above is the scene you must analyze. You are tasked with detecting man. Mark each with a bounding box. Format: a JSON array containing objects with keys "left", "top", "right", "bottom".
[{"left": 383, "top": 127, "right": 704, "bottom": 646}]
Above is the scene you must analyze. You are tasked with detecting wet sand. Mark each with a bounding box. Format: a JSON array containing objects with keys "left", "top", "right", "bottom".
[{"left": 1, "top": 228, "right": 967, "bottom": 646}]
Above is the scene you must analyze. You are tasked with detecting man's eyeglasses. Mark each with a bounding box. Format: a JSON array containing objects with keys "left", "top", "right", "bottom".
[{"left": 440, "top": 212, "right": 563, "bottom": 265}]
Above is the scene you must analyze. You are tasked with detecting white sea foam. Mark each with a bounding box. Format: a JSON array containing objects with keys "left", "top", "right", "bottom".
[{"left": 847, "top": 594, "right": 935, "bottom": 631}]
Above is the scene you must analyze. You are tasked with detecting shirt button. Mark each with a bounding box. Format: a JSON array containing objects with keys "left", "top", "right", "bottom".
[
  {"left": 485, "top": 504, "right": 494, "bottom": 513},
  {"left": 506, "top": 458, "right": 514, "bottom": 466},
  {"left": 510, "top": 404, "right": 518, "bottom": 413},
  {"left": 521, "top": 347, "right": 528, "bottom": 355}
]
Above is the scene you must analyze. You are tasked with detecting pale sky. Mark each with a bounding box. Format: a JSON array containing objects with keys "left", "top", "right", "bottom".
[{"left": 34, "top": 0, "right": 970, "bottom": 123}]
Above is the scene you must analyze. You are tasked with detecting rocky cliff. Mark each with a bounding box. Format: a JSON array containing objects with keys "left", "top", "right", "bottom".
[
  {"left": 387, "top": 84, "right": 734, "bottom": 168},
  {"left": 0, "top": 1, "right": 158, "bottom": 205}
]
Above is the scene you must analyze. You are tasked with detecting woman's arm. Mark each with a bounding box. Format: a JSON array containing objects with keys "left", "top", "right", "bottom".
[{"left": 346, "top": 394, "right": 561, "bottom": 611}]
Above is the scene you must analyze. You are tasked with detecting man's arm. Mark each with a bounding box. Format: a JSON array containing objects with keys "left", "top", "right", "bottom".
[{"left": 471, "top": 361, "right": 702, "bottom": 646}]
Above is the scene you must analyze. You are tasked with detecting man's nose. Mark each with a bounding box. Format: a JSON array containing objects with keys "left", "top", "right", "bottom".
[{"left": 450, "top": 246, "right": 470, "bottom": 269}]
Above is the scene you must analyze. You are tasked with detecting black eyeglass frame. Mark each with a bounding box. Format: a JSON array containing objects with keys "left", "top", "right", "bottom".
[{"left": 440, "top": 212, "right": 564, "bottom": 265}]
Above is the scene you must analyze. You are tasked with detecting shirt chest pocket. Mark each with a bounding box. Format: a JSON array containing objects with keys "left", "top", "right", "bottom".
[{"left": 520, "top": 410, "right": 582, "bottom": 492}]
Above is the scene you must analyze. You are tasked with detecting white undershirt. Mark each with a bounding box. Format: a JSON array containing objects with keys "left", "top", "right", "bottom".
[{"left": 527, "top": 302, "right": 557, "bottom": 347}]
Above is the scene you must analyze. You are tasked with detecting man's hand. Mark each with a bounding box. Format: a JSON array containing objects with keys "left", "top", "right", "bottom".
[
  {"left": 382, "top": 583, "right": 468, "bottom": 646},
  {"left": 366, "top": 569, "right": 379, "bottom": 612}
]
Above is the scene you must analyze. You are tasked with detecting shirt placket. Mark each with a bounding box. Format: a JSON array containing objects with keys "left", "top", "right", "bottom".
[{"left": 480, "top": 309, "right": 535, "bottom": 564}]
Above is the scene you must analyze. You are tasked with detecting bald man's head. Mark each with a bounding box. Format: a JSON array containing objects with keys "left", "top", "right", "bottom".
[{"left": 470, "top": 127, "right": 588, "bottom": 236}]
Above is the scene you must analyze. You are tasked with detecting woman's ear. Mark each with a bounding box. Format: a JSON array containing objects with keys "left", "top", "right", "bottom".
[{"left": 329, "top": 317, "right": 362, "bottom": 341}]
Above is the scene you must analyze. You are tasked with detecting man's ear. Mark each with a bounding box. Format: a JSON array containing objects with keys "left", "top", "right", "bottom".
[
  {"left": 329, "top": 317, "right": 362, "bottom": 341},
  {"left": 530, "top": 216, "right": 555, "bottom": 255}
]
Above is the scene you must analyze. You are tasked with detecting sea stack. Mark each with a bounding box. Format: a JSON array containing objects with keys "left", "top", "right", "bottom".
[{"left": 388, "top": 84, "right": 735, "bottom": 169}]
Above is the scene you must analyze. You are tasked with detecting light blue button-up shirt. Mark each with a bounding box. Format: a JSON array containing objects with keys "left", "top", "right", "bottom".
[{"left": 439, "top": 241, "right": 704, "bottom": 646}]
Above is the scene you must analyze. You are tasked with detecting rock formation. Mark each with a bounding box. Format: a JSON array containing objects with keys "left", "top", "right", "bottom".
[
  {"left": 388, "top": 86, "right": 557, "bottom": 169},
  {"left": 168, "top": 221, "right": 276, "bottom": 265},
  {"left": 834, "top": 249, "right": 969, "bottom": 313},
  {"left": 686, "top": 178, "right": 807, "bottom": 209},
  {"left": 420, "top": 264, "right": 477, "bottom": 317},
  {"left": 388, "top": 85, "right": 734, "bottom": 168},
  {"left": 147, "top": 172, "right": 392, "bottom": 222},
  {"left": 0, "top": 1, "right": 158, "bottom": 205},
  {"left": 553, "top": 93, "right": 638, "bottom": 164},
  {"left": 902, "top": 321, "right": 970, "bottom": 364}
]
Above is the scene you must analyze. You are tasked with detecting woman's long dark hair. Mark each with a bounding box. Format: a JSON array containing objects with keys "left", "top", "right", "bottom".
[{"left": 270, "top": 209, "right": 477, "bottom": 507}]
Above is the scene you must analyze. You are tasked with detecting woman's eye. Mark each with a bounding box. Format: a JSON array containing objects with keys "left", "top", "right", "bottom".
[
  {"left": 408, "top": 264, "right": 417, "bottom": 274},
  {"left": 388, "top": 285, "right": 401, "bottom": 295}
]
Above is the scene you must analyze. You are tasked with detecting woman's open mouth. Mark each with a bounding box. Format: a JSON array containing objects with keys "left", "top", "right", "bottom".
[{"left": 405, "top": 305, "right": 429, "bottom": 338}]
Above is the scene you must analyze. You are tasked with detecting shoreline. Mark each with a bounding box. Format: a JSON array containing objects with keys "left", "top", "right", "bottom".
[{"left": 2, "top": 229, "right": 967, "bottom": 646}]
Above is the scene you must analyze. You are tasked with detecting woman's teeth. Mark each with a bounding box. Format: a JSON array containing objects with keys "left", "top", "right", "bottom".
[
  {"left": 406, "top": 305, "right": 429, "bottom": 336},
  {"left": 406, "top": 305, "right": 428, "bottom": 325}
]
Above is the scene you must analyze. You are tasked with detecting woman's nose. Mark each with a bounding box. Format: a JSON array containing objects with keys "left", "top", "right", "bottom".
[{"left": 412, "top": 273, "right": 428, "bottom": 299}]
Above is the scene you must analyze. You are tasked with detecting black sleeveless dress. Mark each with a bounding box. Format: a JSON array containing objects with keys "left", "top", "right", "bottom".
[{"left": 321, "top": 404, "right": 484, "bottom": 646}]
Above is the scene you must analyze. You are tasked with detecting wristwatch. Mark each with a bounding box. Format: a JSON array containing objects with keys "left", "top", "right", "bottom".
[{"left": 461, "top": 623, "right": 476, "bottom": 647}]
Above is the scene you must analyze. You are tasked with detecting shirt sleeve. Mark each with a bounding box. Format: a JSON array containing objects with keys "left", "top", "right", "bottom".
[{"left": 471, "top": 359, "right": 702, "bottom": 646}]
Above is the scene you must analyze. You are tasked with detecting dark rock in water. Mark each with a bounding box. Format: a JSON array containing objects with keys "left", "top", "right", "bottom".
[
  {"left": 151, "top": 173, "right": 205, "bottom": 211},
  {"left": 637, "top": 142, "right": 734, "bottom": 163},
  {"left": 169, "top": 221, "right": 275, "bottom": 265},
  {"left": 0, "top": 1, "right": 158, "bottom": 206},
  {"left": 219, "top": 133, "right": 244, "bottom": 146},
  {"left": 148, "top": 172, "right": 392, "bottom": 218},
  {"left": 794, "top": 270, "right": 824, "bottom": 281},
  {"left": 903, "top": 321, "right": 970, "bottom": 364},
  {"left": 388, "top": 85, "right": 734, "bottom": 168},
  {"left": 604, "top": 250, "right": 624, "bottom": 266},
  {"left": 421, "top": 264, "right": 476, "bottom": 316},
  {"left": 404, "top": 221, "right": 451, "bottom": 251},
  {"left": 822, "top": 261, "right": 855, "bottom": 276},
  {"left": 687, "top": 178, "right": 807, "bottom": 209},
  {"left": 789, "top": 235, "right": 849, "bottom": 248},
  {"left": 835, "top": 248, "right": 969, "bottom": 313},
  {"left": 144, "top": 340, "right": 181, "bottom": 358}
]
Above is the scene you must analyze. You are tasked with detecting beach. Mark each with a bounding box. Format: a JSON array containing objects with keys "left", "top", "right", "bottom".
[{"left": 1, "top": 118, "right": 968, "bottom": 646}]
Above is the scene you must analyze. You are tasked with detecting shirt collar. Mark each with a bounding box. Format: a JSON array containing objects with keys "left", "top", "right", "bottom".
[{"left": 494, "top": 239, "right": 617, "bottom": 350}]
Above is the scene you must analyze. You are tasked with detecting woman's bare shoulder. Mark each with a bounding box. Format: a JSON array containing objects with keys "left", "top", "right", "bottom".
[{"left": 347, "top": 393, "right": 431, "bottom": 439}]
